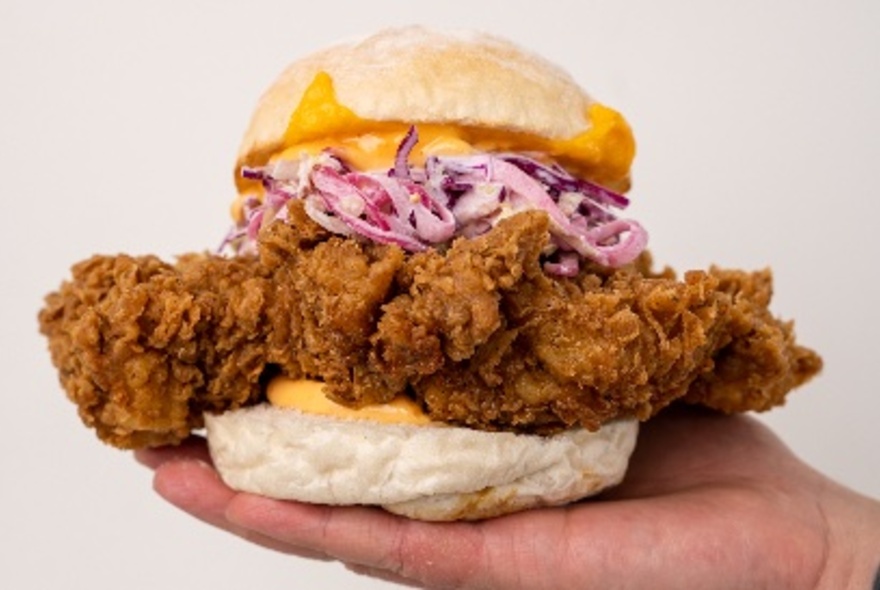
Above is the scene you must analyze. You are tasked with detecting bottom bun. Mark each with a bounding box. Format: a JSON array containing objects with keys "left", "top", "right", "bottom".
[{"left": 205, "top": 404, "right": 638, "bottom": 521}]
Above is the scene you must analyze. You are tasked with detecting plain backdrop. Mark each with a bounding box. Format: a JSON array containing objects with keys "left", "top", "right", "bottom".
[{"left": 2, "top": 1, "right": 877, "bottom": 588}]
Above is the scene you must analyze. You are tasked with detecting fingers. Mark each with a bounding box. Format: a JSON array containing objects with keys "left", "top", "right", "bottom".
[
  {"left": 137, "top": 442, "right": 331, "bottom": 560},
  {"left": 222, "top": 494, "right": 598, "bottom": 589},
  {"left": 224, "top": 494, "right": 498, "bottom": 589},
  {"left": 139, "top": 442, "right": 495, "bottom": 586}
]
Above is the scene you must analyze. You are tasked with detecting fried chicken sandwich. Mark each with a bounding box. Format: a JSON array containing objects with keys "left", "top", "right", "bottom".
[{"left": 39, "top": 26, "right": 822, "bottom": 521}]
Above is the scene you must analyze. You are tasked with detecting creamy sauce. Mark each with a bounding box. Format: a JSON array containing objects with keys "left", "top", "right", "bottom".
[{"left": 267, "top": 377, "right": 435, "bottom": 426}]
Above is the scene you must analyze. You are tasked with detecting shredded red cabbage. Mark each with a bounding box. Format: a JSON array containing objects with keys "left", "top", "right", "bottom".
[{"left": 222, "top": 127, "right": 648, "bottom": 273}]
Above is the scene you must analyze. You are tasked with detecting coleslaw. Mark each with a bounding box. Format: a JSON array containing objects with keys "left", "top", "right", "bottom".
[{"left": 222, "top": 127, "right": 647, "bottom": 275}]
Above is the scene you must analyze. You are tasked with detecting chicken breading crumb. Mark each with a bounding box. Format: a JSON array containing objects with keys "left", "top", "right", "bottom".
[{"left": 39, "top": 203, "right": 821, "bottom": 448}]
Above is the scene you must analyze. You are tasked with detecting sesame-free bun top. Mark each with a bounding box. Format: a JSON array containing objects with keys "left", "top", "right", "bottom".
[{"left": 235, "top": 26, "right": 635, "bottom": 188}]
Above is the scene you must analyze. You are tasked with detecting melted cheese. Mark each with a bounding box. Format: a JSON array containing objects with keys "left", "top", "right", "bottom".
[
  {"left": 276, "top": 71, "right": 634, "bottom": 184},
  {"left": 267, "top": 377, "right": 435, "bottom": 426}
]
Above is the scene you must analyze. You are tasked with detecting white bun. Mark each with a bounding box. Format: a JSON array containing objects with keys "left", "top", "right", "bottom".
[
  {"left": 236, "top": 26, "right": 595, "bottom": 171},
  {"left": 205, "top": 405, "right": 638, "bottom": 521}
]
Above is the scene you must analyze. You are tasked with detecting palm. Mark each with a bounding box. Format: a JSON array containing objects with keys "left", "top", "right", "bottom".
[{"left": 135, "top": 408, "right": 834, "bottom": 589}]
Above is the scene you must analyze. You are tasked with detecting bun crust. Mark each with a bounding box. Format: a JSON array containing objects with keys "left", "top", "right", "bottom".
[
  {"left": 205, "top": 405, "right": 638, "bottom": 521},
  {"left": 236, "top": 26, "right": 594, "bottom": 171}
]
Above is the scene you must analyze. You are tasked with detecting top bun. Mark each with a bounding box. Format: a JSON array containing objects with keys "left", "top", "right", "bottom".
[{"left": 235, "top": 26, "right": 600, "bottom": 172}]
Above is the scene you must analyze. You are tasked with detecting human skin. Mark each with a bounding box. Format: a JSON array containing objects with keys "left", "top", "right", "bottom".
[{"left": 135, "top": 407, "right": 880, "bottom": 589}]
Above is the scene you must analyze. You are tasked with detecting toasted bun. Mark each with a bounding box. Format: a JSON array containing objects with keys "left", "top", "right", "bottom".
[
  {"left": 205, "top": 405, "right": 638, "bottom": 521},
  {"left": 236, "top": 26, "right": 596, "bottom": 172}
]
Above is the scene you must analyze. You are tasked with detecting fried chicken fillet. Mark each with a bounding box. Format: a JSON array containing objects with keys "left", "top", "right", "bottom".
[{"left": 39, "top": 204, "right": 821, "bottom": 449}]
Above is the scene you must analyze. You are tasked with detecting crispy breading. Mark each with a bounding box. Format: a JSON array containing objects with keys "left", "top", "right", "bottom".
[{"left": 39, "top": 204, "right": 821, "bottom": 448}]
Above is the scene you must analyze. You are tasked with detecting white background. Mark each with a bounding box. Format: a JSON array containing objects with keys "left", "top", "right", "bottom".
[{"left": 1, "top": 1, "right": 877, "bottom": 588}]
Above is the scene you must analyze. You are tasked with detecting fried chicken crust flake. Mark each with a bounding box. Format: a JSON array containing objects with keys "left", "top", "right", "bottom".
[{"left": 39, "top": 205, "right": 822, "bottom": 448}]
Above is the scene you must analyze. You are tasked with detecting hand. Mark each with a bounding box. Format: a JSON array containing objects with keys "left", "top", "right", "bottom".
[{"left": 135, "top": 407, "right": 880, "bottom": 589}]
